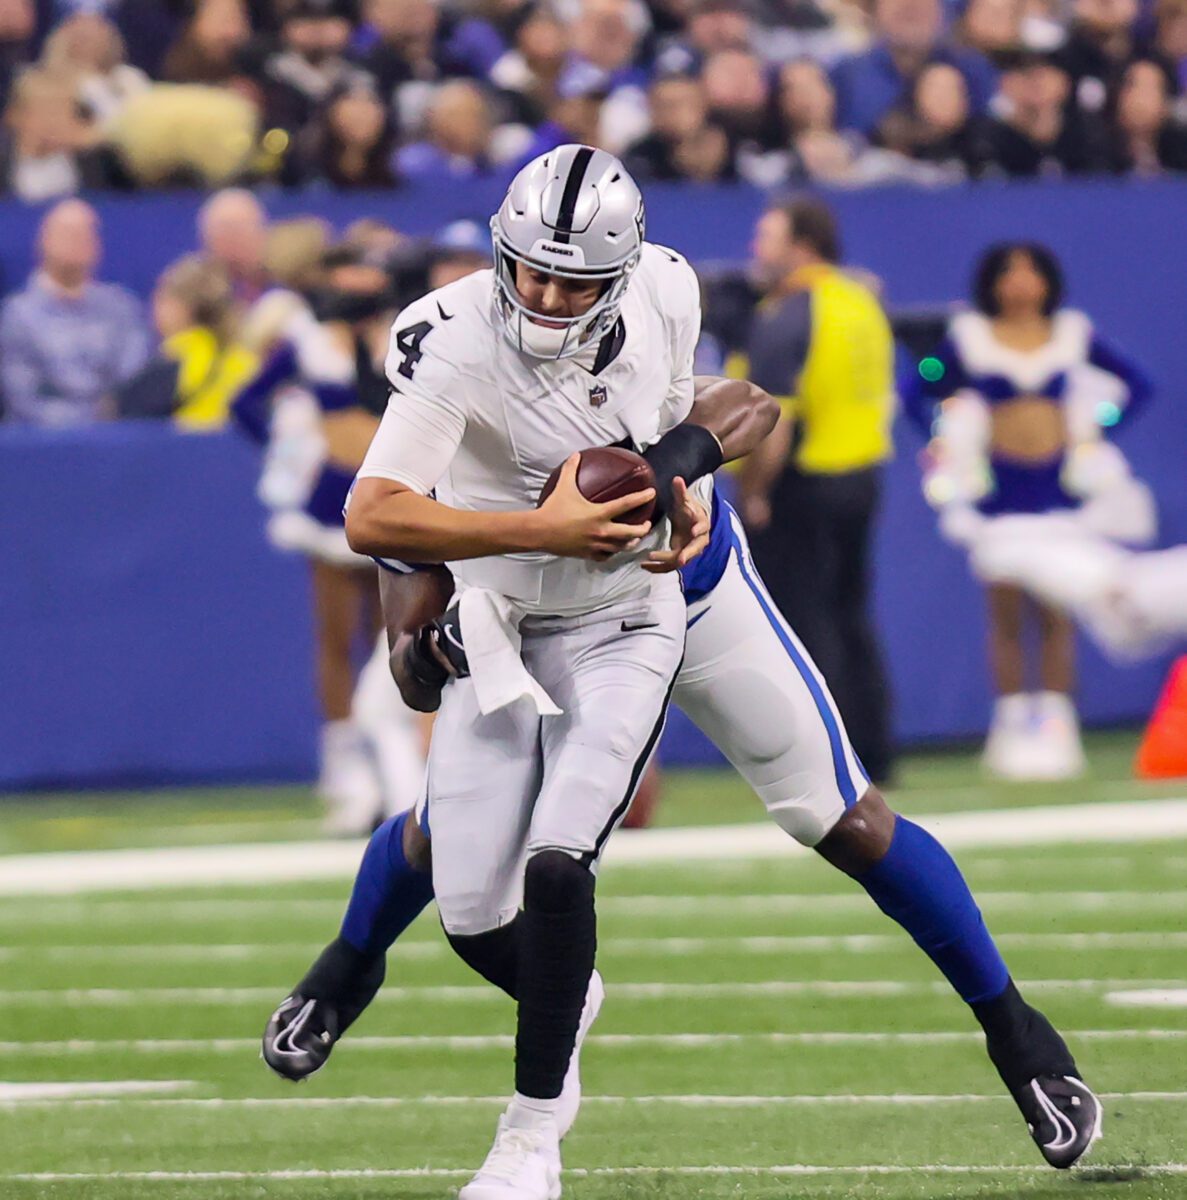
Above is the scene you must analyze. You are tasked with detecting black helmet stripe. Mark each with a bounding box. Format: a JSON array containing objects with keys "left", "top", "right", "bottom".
[{"left": 550, "top": 146, "right": 595, "bottom": 244}]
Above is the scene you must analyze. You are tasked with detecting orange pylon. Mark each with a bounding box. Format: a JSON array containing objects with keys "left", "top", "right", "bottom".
[{"left": 1136, "top": 656, "right": 1187, "bottom": 779}]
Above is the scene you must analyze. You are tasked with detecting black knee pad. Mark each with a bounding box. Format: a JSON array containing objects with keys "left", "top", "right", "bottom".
[{"left": 524, "top": 849, "right": 594, "bottom": 914}]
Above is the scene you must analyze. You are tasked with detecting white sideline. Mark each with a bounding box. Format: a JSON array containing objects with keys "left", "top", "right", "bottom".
[
  {"left": 7, "top": 1165, "right": 1187, "bottom": 1182},
  {"left": 1, "top": 1029, "right": 1183, "bottom": 1055},
  {"left": 4, "top": 1090, "right": 1183, "bottom": 1110},
  {"left": 4, "top": 930, "right": 1186, "bottom": 962},
  {"left": 2, "top": 798, "right": 1186, "bottom": 895},
  {"left": 0, "top": 978, "right": 1183, "bottom": 1006}
]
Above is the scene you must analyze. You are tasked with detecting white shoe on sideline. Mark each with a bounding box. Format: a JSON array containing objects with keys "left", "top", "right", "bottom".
[
  {"left": 982, "top": 694, "right": 1035, "bottom": 780},
  {"left": 459, "top": 1110, "right": 562, "bottom": 1200},
  {"left": 557, "top": 969, "right": 605, "bottom": 1139},
  {"left": 1027, "top": 692, "right": 1087, "bottom": 780}
]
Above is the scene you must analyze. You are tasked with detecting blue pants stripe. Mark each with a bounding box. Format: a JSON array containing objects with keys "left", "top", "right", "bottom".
[{"left": 729, "top": 522, "right": 860, "bottom": 808}]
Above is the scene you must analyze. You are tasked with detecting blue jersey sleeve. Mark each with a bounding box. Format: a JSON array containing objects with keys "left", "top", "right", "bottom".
[
  {"left": 1087, "top": 335, "right": 1153, "bottom": 429},
  {"left": 231, "top": 341, "right": 298, "bottom": 444}
]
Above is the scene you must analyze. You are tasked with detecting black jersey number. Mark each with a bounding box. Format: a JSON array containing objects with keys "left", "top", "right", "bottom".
[{"left": 394, "top": 320, "right": 433, "bottom": 380}]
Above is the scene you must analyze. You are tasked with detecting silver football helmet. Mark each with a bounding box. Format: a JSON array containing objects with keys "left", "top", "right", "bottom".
[{"left": 490, "top": 144, "right": 645, "bottom": 359}]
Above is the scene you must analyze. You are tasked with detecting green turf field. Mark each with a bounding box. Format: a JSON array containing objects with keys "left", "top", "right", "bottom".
[{"left": 1, "top": 737, "right": 1185, "bottom": 1198}]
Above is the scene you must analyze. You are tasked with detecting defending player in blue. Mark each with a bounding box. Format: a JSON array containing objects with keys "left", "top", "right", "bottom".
[{"left": 264, "top": 152, "right": 1101, "bottom": 1179}]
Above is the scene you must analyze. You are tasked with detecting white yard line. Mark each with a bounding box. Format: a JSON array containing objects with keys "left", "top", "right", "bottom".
[
  {"left": 6, "top": 1164, "right": 1187, "bottom": 1182},
  {"left": 1106, "top": 989, "right": 1187, "bottom": 1007},
  {"left": 7, "top": 930, "right": 1186, "bottom": 962},
  {"left": 0, "top": 978, "right": 1181, "bottom": 1006},
  {"left": 1, "top": 1029, "right": 1182, "bottom": 1055},
  {"left": 0, "top": 1080, "right": 194, "bottom": 1101},
  {"left": 4, "top": 889, "right": 1184, "bottom": 923},
  {"left": 4, "top": 1090, "right": 1183, "bottom": 1110},
  {"left": 2, "top": 798, "right": 1186, "bottom": 895}
]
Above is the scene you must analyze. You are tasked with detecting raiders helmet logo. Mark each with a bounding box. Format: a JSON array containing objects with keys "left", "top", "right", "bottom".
[{"left": 589, "top": 383, "right": 608, "bottom": 408}]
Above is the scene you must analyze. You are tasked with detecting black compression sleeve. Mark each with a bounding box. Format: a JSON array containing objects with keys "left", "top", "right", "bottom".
[{"left": 642, "top": 424, "right": 724, "bottom": 518}]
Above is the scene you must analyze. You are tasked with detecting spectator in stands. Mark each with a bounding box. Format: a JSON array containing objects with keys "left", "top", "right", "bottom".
[
  {"left": 959, "top": 0, "right": 1025, "bottom": 68},
  {"left": 978, "top": 52, "right": 1114, "bottom": 175},
  {"left": 198, "top": 187, "right": 270, "bottom": 307},
  {"left": 161, "top": 0, "right": 252, "bottom": 86},
  {"left": 427, "top": 217, "right": 493, "bottom": 290},
  {"left": 701, "top": 47, "right": 772, "bottom": 145},
  {"left": 352, "top": 0, "right": 504, "bottom": 121},
  {"left": 284, "top": 75, "right": 399, "bottom": 187},
  {"left": 0, "top": 0, "right": 34, "bottom": 112},
  {"left": 1154, "top": 0, "right": 1187, "bottom": 93},
  {"left": 394, "top": 78, "right": 493, "bottom": 181},
  {"left": 489, "top": 5, "right": 569, "bottom": 127},
  {"left": 879, "top": 61, "right": 986, "bottom": 174},
  {"left": 831, "top": 0, "right": 997, "bottom": 136},
  {"left": 562, "top": 0, "right": 651, "bottom": 152},
  {"left": 510, "top": 80, "right": 604, "bottom": 167},
  {"left": 738, "top": 197, "right": 896, "bottom": 783},
  {"left": 625, "top": 73, "right": 734, "bottom": 180},
  {"left": 1057, "top": 0, "right": 1141, "bottom": 115},
  {"left": 114, "top": 254, "right": 257, "bottom": 429},
  {"left": 0, "top": 68, "right": 113, "bottom": 201},
  {"left": 777, "top": 58, "right": 859, "bottom": 179},
  {"left": 1110, "top": 56, "right": 1187, "bottom": 172},
  {"left": 40, "top": 13, "right": 150, "bottom": 123},
  {"left": 654, "top": 0, "right": 754, "bottom": 77},
  {"left": 254, "top": 0, "right": 359, "bottom": 135},
  {"left": 0, "top": 199, "right": 149, "bottom": 426}
]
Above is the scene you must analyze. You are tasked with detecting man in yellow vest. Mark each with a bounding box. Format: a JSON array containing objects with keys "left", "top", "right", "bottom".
[{"left": 739, "top": 197, "right": 896, "bottom": 782}]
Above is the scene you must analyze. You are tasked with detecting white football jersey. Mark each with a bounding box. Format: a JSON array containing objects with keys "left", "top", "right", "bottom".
[{"left": 357, "top": 242, "right": 702, "bottom": 615}]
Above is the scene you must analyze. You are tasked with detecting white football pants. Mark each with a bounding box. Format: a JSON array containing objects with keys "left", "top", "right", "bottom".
[{"left": 425, "top": 576, "right": 685, "bottom": 936}]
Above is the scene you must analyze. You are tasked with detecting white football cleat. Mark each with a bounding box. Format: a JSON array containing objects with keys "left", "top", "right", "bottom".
[
  {"left": 556, "top": 969, "right": 605, "bottom": 1140},
  {"left": 459, "top": 1111, "right": 562, "bottom": 1200}
]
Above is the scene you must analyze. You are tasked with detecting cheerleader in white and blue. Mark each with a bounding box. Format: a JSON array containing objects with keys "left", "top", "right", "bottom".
[
  {"left": 231, "top": 261, "right": 426, "bottom": 834},
  {"left": 904, "top": 243, "right": 1154, "bottom": 780}
]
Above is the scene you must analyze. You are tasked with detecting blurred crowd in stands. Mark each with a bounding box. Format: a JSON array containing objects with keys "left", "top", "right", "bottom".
[{"left": 1, "top": 0, "right": 1186, "bottom": 202}]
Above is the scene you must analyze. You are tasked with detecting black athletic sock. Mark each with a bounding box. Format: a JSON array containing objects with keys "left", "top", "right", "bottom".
[
  {"left": 514, "top": 850, "right": 597, "bottom": 1100},
  {"left": 295, "top": 936, "right": 386, "bottom": 1034},
  {"left": 971, "top": 978, "right": 1078, "bottom": 1091},
  {"left": 447, "top": 920, "right": 522, "bottom": 999}
]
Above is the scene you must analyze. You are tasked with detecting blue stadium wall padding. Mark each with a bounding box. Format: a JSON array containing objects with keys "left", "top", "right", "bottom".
[{"left": 0, "top": 179, "right": 1183, "bottom": 785}]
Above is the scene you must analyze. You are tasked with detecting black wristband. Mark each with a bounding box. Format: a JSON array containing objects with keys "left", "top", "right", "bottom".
[{"left": 642, "top": 424, "right": 724, "bottom": 518}]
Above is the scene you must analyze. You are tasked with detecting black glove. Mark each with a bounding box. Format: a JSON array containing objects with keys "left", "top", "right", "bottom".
[{"left": 427, "top": 604, "right": 470, "bottom": 678}]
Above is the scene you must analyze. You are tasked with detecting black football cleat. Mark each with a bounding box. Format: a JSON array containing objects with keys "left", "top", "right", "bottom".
[
  {"left": 1012, "top": 1074, "right": 1102, "bottom": 1169},
  {"left": 261, "top": 937, "right": 385, "bottom": 1082},
  {"left": 262, "top": 994, "right": 340, "bottom": 1081},
  {"left": 974, "top": 981, "right": 1102, "bottom": 1169}
]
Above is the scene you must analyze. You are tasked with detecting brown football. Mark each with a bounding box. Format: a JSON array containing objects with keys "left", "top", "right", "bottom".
[{"left": 538, "top": 446, "right": 656, "bottom": 526}]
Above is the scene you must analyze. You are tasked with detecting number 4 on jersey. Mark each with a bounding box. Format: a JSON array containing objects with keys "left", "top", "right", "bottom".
[{"left": 394, "top": 320, "right": 433, "bottom": 380}]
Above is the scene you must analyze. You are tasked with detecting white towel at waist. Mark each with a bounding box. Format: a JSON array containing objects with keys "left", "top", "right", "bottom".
[{"left": 457, "top": 588, "right": 562, "bottom": 717}]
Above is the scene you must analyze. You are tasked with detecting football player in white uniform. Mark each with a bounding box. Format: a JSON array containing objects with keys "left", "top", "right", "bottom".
[{"left": 264, "top": 147, "right": 1101, "bottom": 1188}]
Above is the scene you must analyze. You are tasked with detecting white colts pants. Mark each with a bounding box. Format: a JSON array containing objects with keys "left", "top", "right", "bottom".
[
  {"left": 426, "top": 576, "right": 685, "bottom": 936},
  {"left": 676, "top": 507, "right": 869, "bottom": 846}
]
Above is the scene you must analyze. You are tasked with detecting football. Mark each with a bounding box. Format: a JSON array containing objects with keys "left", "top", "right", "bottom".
[{"left": 538, "top": 446, "right": 657, "bottom": 526}]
